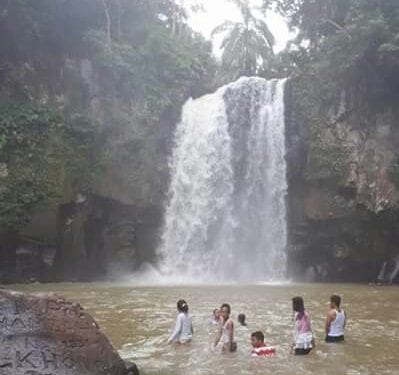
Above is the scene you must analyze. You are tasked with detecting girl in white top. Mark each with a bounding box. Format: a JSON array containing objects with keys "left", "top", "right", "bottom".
[
  {"left": 325, "top": 294, "right": 346, "bottom": 343},
  {"left": 168, "top": 299, "right": 193, "bottom": 344},
  {"left": 214, "top": 303, "right": 237, "bottom": 352}
]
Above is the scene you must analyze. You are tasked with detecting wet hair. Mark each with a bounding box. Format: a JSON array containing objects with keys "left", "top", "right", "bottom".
[
  {"left": 292, "top": 296, "right": 305, "bottom": 319},
  {"left": 251, "top": 331, "right": 264, "bottom": 343},
  {"left": 330, "top": 294, "right": 341, "bottom": 308},
  {"left": 220, "top": 303, "right": 231, "bottom": 315},
  {"left": 238, "top": 313, "right": 247, "bottom": 326},
  {"left": 177, "top": 299, "right": 189, "bottom": 313}
]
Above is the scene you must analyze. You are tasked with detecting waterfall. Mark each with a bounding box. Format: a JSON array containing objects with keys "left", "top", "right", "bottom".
[
  {"left": 377, "top": 256, "right": 399, "bottom": 284},
  {"left": 159, "top": 77, "right": 287, "bottom": 282}
]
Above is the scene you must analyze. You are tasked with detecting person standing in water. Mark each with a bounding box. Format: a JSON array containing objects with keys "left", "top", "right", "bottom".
[
  {"left": 238, "top": 313, "right": 248, "bottom": 327},
  {"left": 167, "top": 299, "right": 193, "bottom": 344},
  {"left": 292, "top": 296, "right": 314, "bottom": 355},
  {"left": 325, "top": 294, "right": 346, "bottom": 343},
  {"left": 209, "top": 308, "right": 220, "bottom": 325},
  {"left": 214, "top": 303, "right": 237, "bottom": 352}
]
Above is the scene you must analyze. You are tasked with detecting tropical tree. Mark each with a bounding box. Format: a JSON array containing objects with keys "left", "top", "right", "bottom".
[
  {"left": 268, "top": 0, "right": 399, "bottom": 92},
  {"left": 212, "top": 0, "right": 275, "bottom": 82}
]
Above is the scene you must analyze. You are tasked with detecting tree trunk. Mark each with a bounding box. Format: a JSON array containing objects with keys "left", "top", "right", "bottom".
[
  {"left": 116, "top": 0, "right": 121, "bottom": 40},
  {"left": 325, "top": 18, "right": 352, "bottom": 39},
  {"left": 101, "top": 0, "right": 112, "bottom": 47},
  {"left": 0, "top": 231, "right": 18, "bottom": 283},
  {"left": 244, "top": 13, "right": 250, "bottom": 75}
]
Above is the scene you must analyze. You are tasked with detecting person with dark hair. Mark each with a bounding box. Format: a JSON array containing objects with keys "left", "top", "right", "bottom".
[
  {"left": 291, "top": 296, "right": 314, "bottom": 355},
  {"left": 213, "top": 303, "right": 237, "bottom": 352},
  {"left": 325, "top": 294, "right": 346, "bottom": 343},
  {"left": 251, "top": 331, "right": 276, "bottom": 357},
  {"left": 238, "top": 313, "right": 247, "bottom": 326},
  {"left": 209, "top": 308, "right": 220, "bottom": 325},
  {"left": 167, "top": 299, "right": 193, "bottom": 344}
]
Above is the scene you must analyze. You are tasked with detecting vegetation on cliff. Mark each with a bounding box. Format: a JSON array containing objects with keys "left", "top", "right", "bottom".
[
  {"left": 1, "top": 0, "right": 399, "bottom": 282},
  {"left": 270, "top": 0, "right": 399, "bottom": 90},
  {"left": 0, "top": 103, "right": 63, "bottom": 230},
  {"left": 0, "top": 0, "right": 215, "bottom": 237},
  {"left": 0, "top": 0, "right": 216, "bottom": 282},
  {"left": 269, "top": 0, "right": 399, "bottom": 190},
  {"left": 272, "top": 0, "right": 399, "bottom": 281}
]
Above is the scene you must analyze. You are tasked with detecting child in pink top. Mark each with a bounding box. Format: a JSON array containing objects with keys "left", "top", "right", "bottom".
[{"left": 292, "top": 296, "right": 314, "bottom": 355}]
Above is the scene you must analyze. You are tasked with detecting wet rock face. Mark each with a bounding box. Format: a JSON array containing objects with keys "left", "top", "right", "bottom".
[
  {"left": 285, "top": 77, "right": 399, "bottom": 282},
  {"left": 0, "top": 290, "right": 134, "bottom": 375},
  {"left": 53, "top": 195, "right": 161, "bottom": 282}
]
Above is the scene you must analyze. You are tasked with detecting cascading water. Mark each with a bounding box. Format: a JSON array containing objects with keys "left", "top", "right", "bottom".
[{"left": 158, "top": 77, "right": 287, "bottom": 282}]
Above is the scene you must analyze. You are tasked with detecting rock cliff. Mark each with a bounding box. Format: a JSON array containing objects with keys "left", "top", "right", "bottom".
[{"left": 285, "top": 74, "right": 399, "bottom": 282}]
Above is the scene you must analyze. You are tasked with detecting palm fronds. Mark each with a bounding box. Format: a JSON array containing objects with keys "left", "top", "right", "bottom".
[{"left": 211, "top": 0, "right": 275, "bottom": 81}]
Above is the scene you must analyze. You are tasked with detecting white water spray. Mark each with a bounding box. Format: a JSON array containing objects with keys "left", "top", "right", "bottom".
[{"left": 159, "top": 77, "right": 287, "bottom": 282}]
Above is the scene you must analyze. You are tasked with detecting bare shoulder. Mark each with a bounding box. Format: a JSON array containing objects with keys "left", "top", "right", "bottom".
[{"left": 327, "top": 309, "right": 337, "bottom": 318}]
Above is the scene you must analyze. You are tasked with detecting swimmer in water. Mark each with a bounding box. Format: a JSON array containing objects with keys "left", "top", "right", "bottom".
[
  {"left": 251, "top": 331, "right": 276, "bottom": 357},
  {"left": 325, "top": 294, "right": 346, "bottom": 343},
  {"left": 214, "top": 303, "right": 237, "bottom": 352},
  {"left": 291, "top": 296, "right": 314, "bottom": 355},
  {"left": 209, "top": 308, "right": 220, "bottom": 325},
  {"left": 238, "top": 313, "right": 248, "bottom": 327},
  {"left": 167, "top": 299, "right": 193, "bottom": 344}
]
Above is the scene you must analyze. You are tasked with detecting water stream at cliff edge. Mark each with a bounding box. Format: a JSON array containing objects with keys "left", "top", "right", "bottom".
[{"left": 158, "top": 77, "right": 287, "bottom": 283}]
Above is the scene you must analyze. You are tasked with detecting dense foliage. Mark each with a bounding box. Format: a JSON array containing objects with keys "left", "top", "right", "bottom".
[
  {"left": 0, "top": 103, "right": 99, "bottom": 231},
  {"left": 0, "top": 0, "right": 215, "bottom": 235},
  {"left": 0, "top": 0, "right": 215, "bottom": 111},
  {"left": 263, "top": 0, "right": 399, "bottom": 190},
  {"left": 0, "top": 103, "right": 63, "bottom": 230},
  {"left": 268, "top": 0, "right": 399, "bottom": 95},
  {"left": 1, "top": 0, "right": 399, "bottom": 283}
]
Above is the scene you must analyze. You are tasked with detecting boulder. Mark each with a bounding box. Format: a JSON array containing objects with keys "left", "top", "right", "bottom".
[{"left": 0, "top": 289, "right": 138, "bottom": 375}]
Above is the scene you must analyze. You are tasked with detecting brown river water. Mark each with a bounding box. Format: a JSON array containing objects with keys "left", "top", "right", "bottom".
[{"left": 10, "top": 282, "right": 399, "bottom": 375}]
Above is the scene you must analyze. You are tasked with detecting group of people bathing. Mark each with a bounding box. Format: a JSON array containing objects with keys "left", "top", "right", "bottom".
[{"left": 167, "top": 294, "right": 346, "bottom": 357}]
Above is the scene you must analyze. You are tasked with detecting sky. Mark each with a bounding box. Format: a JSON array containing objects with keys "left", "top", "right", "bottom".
[{"left": 184, "top": 0, "right": 293, "bottom": 55}]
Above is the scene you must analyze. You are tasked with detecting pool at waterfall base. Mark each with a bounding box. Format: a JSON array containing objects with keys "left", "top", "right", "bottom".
[{"left": 9, "top": 282, "right": 399, "bottom": 375}]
